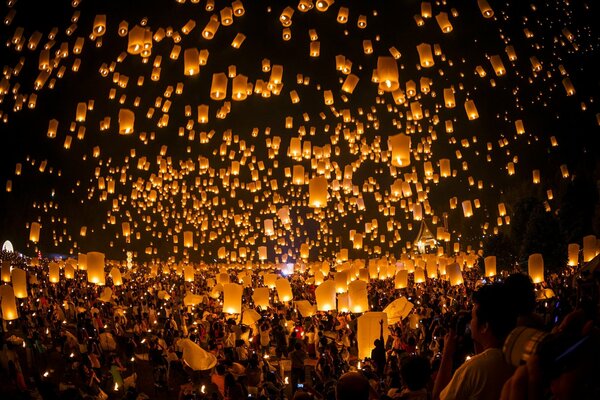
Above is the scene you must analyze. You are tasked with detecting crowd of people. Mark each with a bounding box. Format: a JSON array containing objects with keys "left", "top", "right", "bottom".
[{"left": 0, "top": 249, "right": 599, "bottom": 400}]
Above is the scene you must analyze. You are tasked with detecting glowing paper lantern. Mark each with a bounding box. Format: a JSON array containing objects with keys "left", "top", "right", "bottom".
[
  {"left": 389, "top": 134, "right": 411, "bottom": 167},
  {"left": 110, "top": 267, "right": 123, "bottom": 286},
  {"left": 583, "top": 235, "right": 598, "bottom": 262},
  {"left": 78, "top": 253, "right": 87, "bottom": 270},
  {"left": 357, "top": 312, "right": 388, "bottom": 359},
  {"left": 29, "top": 222, "right": 41, "bottom": 243},
  {"left": 11, "top": 268, "right": 27, "bottom": 298},
  {"left": 377, "top": 56, "right": 399, "bottom": 91},
  {"left": 464, "top": 100, "right": 479, "bottom": 120},
  {"left": 0, "top": 285, "right": 18, "bottom": 320},
  {"left": 93, "top": 14, "right": 106, "bottom": 36},
  {"left": 342, "top": 74, "right": 359, "bottom": 93},
  {"left": 223, "top": 283, "right": 243, "bottom": 314},
  {"left": 436, "top": 12, "right": 453, "bottom": 33},
  {"left": 253, "top": 287, "right": 270, "bottom": 309},
  {"left": 315, "top": 280, "right": 336, "bottom": 311},
  {"left": 275, "top": 278, "right": 293, "bottom": 302},
  {"left": 477, "top": 0, "right": 494, "bottom": 18},
  {"left": 210, "top": 73, "right": 228, "bottom": 100},
  {"left": 414, "top": 267, "right": 425, "bottom": 283},
  {"left": 1, "top": 261, "right": 10, "bottom": 283},
  {"left": 416, "top": 43, "right": 434, "bottom": 68},
  {"left": 484, "top": 256, "right": 497, "bottom": 277},
  {"left": 335, "top": 271, "right": 349, "bottom": 293},
  {"left": 232, "top": 74, "right": 248, "bottom": 100},
  {"left": 348, "top": 280, "right": 369, "bottom": 313},
  {"left": 183, "top": 48, "right": 200, "bottom": 75},
  {"left": 447, "top": 263, "right": 464, "bottom": 285},
  {"left": 64, "top": 264, "right": 75, "bottom": 280},
  {"left": 567, "top": 243, "right": 579, "bottom": 266},
  {"left": 48, "top": 262, "right": 60, "bottom": 283},
  {"left": 462, "top": 200, "right": 473, "bottom": 217},
  {"left": 309, "top": 176, "right": 328, "bottom": 208},
  {"left": 118, "top": 109, "right": 135, "bottom": 134},
  {"left": 337, "top": 293, "right": 349, "bottom": 312},
  {"left": 528, "top": 253, "right": 544, "bottom": 283},
  {"left": 395, "top": 270, "right": 408, "bottom": 289},
  {"left": 87, "top": 252, "right": 106, "bottom": 285}
]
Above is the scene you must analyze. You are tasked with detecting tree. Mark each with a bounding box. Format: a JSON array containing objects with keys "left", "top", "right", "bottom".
[
  {"left": 558, "top": 174, "right": 599, "bottom": 244},
  {"left": 521, "top": 205, "right": 566, "bottom": 272},
  {"left": 482, "top": 233, "right": 516, "bottom": 272}
]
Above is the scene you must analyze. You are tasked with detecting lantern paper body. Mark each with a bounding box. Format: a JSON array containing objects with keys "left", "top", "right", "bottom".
[
  {"left": 416, "top": 43, "right": 434, "bottom": 68},
  {"left": 484, "top": 256, "right": 497, "bottom": 277},
  {"left": 78, "top": 253, "right": 87, "bottom": 270},
  {"left": 309, "top": 176, "right": 328, "bottom": 208},
  {"left": 395, "top": 270, "right": 408, "bottom": 289},
  {"left": 383, "top": 297, "right": 414, "bottom": 325},
  {"left": 337, "top": 293, "right": 349, "bottom": 312},
  {"left": 11, "top": 268, "right": 27, "bottom": 298},
  {"left": 567, "top": 243, "right": 579, "bottom": 266},
  {"left": 29, "top": 222, "right": 41, "bottom": 243},
  {"left": 48, "top": 262, "right": 60, "bottom": 283},
  {"left": 253, "top": 287, "right": 270, "bottom": 309},
  {"left": 389, "top": 134, "right": 411, "bottom": 167},
  {"left": 315, "top": 280, "right": 336, "bottom": 311},
  {"left": 218, "top": 272, "right": 230, "bottom": 285},
  {"left": 118, "top": 109, "right": 135, "bottom": 134},
  {"left": 0, "top": 285, "right": 18, "bottom": 320},
  {"left": 110, "top": 267, "right": 123, "bottom": 286},
  {"left": 377, "top": 56, "right": 399, "bottom": 91},
  {"left": 357, "top": 312, "right": 388, "bottom": 359},
  {"left": 583, "top": 235, "right": 598, "bottom": 262},
  {"left": 335, "top": 271, "right": 348, "bottom": 293},
  {"left": 223, "top": 283, "right": 243, "bottom": 314},
  {"left": 295, "top": 300, "right": 316, "bottom": 317},
  {"left": 183, "top": 231, "right": 194, "bottom": 248},
  {"left": 528, "top": 253, "right": 544, "bottom": 283},
  {"left": 348, "top": 280, "right": 369, "bottom": 313},
  {"left": 263, "top": 273, "right": 277, "bottom": 289},
  {"left": 447, "top": 263, "right": 464, "bottom": 285},
  {"left": 414, "top": 267, "right": 425, "bottom": 284},
  {"left": 184, "top": 265, "right": 195, "bottom": 282},
  {"left": 180, "top": 338, "right": 218, "bottom": 371},
  {"left": 87, "top": 252, "right": 106, "bottom": 285},
  {"left": 275, "top": 278, "right": 293, "bottom": 302},
  {"left": 1, "top": 261, "right": 10, "bottom": 283},
  {"left": 64, "top": 264, "right": 75, "bottom": 280}
]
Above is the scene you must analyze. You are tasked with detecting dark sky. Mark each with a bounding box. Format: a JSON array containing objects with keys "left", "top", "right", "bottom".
[{"left": 0, "top": 0, "right": 598, "bottom": 263}]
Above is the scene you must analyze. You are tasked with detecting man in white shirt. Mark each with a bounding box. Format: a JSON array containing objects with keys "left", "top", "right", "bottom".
[{"left": 433, "top": 284, "right": 517, "bottom": 400}]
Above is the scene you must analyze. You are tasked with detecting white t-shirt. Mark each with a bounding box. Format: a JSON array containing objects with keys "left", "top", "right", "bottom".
[{"left": 440, "top": 348, "right": 514, "bottom": 400}]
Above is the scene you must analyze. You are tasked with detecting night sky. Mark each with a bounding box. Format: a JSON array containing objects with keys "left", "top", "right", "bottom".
[{"left": 0, "top": 0, "right": 598, "bottom": 264}]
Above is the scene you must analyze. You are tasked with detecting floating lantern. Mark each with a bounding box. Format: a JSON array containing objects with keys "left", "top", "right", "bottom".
[
  {"left": 377, "top": 56, "right": 399, "bottom": 91},
  {"left": 1, "top": 261, "right": 10, "bottom": 283},
  {"left": 276, "top": 278, "right": 293, "bottom": 302},
  {"left": 48, "top": 262, "right": 60, "bottom": 283},
  {"left": 253, "top": 287, "right": 270, "bottom": 309},
  {"left": 0, "top": 285, "right": 18, "bottom": 320},
  {"left": 462, "top": 200, "right": 473, "bottom": 217},
  {"left": 395, "top": 270, "right": 408, "bottom": 289},
  {"left": 583, "top": 235, "right": 598, "bottom": 262},
  {"left": 315, "top": 280, "right": 336, "bottom": 311},
  {"left": 416, "top": 43, "right": 434, "bottom": 68},
  {"left": 348, "top": 280, "right": 368, "bottom": 313},
  {"left": 484, "top": 256, "right": 496, "bottom": 277},
  {"left": 357, "top": 312, "right": 388, "bottom": 359},
  {"left": 528, "top": 253, "right": 544, "bottom": 283},
  {"left": 464, "top": 100, "right": 479, "bottom": 120},
  {"left": 389, "top": 134, "right": 411, "bottom": 167},
  {"left": 210, "top": 73, "right": 227, "bottom": 100},
  {"left": 93, "top": 14, "right": 106, "bottom": 36},
  {"left": 435, "top": 12, "right": 453, "bottom": 33},
  {"left": 183, "top": 48, "right": 200, "bottom": 75},
  {"left": 110, "top": 267, "right": 123, "bottom": 286},
  {"left": 568, "top": 243, "right": 579, "bottom": 266},
  {"left": 11, "top": 268, "right": 27, "bottom": 298},
  {"left": 29, "top": 222, "right": 41, "bottom": 243},
  {"left": 223, "top": 283, "right": 243, "bottom": 314},
  {"left": 309, "top": 176, "right": 328, "bottom": 208},
  {"left": 118, "top": 109, "right": 134, "bottom": 134},
  {"left": 477, "top": 0, "right": 494, "bottom": 18},
  {"left": 87, "top": 252, "right": 106, "bottom": 285}
]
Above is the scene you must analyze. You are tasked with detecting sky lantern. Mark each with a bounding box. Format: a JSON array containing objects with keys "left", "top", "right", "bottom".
[
  {"left": 484, "top": 256, "right": 497, "bottom": 277},
  {"left": 11, "top": 268, "right": 27, "bottom": 298},
  {"left": 78, "top": 253, "right": 87, "bottom": 270},
  {"left": 315, "top": 280, "right": 336, "bottom": 311},
  {"left": 232, "top": 74, "right": 248, "bottom": 100},
  {"left": 583, "top": 235, "right": 598, "bottom": 262},
  {"left": 253, "top": 287, "right": 270, "bottom": 309},
  {"left": 183, "top": 48, "right": 200, "bottom": 75},
  {"left": 202, "top": 18, "right": 219, "bottom": 39},
  {"left": 1, "top": 261, "right": 10, "bottom": 283},
  {"left": 48, "top": 262, "right": 60, "bottom": 283},
  {"left": 562, "top": 78, "right": 575, "bottom": 96},
  {"left": 64, "top": 264, "right": 75, "bottom": 279},
  {"left": 395, "top": 270, "right": 408, "bottom": 289},
  {"left": 93, "top": 14, "right": 107, "bottom": 36},
  {"left": 462, "top": 200, "right": 473, "bottom": 217},
  {"left": 29, "top": 222, "right": 41, "bottom": 243},
  {"left": 223, "top": 283, "right": 243, "bottom": 314},
  {"left": 87, "top": 251, "right": 106, "bottom": 285},
  {"left": 357, "top": 312, "right": 388, "bottom": 359},
  {"left": 435, "top": 12, "right": 453, "bottom": 33},
  {"left": 377, "top": 56, "right": 399, "bottom": 91},
  {"left": 567, "top": 243, "right": 579, "bottom": 266},
  {"left": 110, "top": 267, "right": 123, "bottom": 286},
  {"left": 414, "top": 267, "right": 425, "bottom": 283},
  {"left": 447, "top": 263, "right": 464, "bottom": 285},
  {"left": 335, "top": 270, "right": 349, "bottom": 293},
  {"left": 464, "top": 100, "right": 479, "bottom": 120},
  {"left": 127, "top": 25, "right": 145, "bottom": 54},
  {"left": 389, "top": 134, "right": 411, "bottom": 167},
  {"left": 258, "top": 246, "right": 268, "bottom": 261},
  {"left": 416, "top": 43, "right": 434, "bottom": 68},
  {"left": 348, "top": 280, "right": 368, "bottom": 313},
  {"left": 443, "top": 88, "right": 455, "bottom": 108},
  {"left": 275, "top": 278, "right": 293, "bottom": 302},
  {"left": 210, "top": 73, "right": 228, "bottom": 100},
  {"left": 309, "top": 176, "right": 328, "bottom": 208},
  {"left": 118, "top": 109, "right": 135, "bottom": 134},
  {"left": 478, "top": 0, "right": 494, "bottom": 18},
  {"left": 490, "top": 55, "right": 506, "bottom": 76},
  {"left": 0, "top": 285, "right": 18, "bottom": 320},
  {"left": 528, "top": 253, "right": 544, "bottom": 283},
  {"left": 342, "top": 74, "right": 359, "bottom": 94}
]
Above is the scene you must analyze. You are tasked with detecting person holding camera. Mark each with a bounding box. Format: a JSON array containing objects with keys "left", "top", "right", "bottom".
[{"left": 433, "top": 284, "right": 517, "bottom": 400}]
